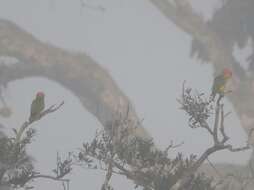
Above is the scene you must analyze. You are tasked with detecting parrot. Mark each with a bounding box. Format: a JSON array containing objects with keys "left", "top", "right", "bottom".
[
  {"left": 29, "top": 91, "right": 45, "bottom": 122},
  {"left": 210, "top": 68, "right": 232, "bottom": 101}
]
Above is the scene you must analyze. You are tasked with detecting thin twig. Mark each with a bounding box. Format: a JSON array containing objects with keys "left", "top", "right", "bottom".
[
  {"left": 220, "top": 104, "right": 229, "bottom": 143},
  {"left": 14, "top": 101, "right": 64, "bottom": 144},
  {"left": 206, "top": 158, "right": 223, "bottom": 178}
]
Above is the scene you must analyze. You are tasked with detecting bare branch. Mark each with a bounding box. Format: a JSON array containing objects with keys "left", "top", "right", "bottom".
[
  {"left": 220, "top": 104, "right": 229, "bottom": 143},
  {"left": 80, "top": 0, "right": 105, "bottom": 12},
  {"left": 173, "top": 83, "right": 251, "bottom": 190},
  {"left": 27, "top": 174, "right": 70, "bottom": 183},
  {"left": 14, "top": 101, "right": 64, "bottom": 144},
  {"left": 0, "top": 101, "right": 66, "bottom": 189},
  {"left": 30, "top": 101, "right": 64, "bottom": 124}
]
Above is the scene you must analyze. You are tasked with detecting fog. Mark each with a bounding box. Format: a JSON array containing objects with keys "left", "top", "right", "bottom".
[{"left": 0, "top": 0, "right": 252, "bottom": 189}]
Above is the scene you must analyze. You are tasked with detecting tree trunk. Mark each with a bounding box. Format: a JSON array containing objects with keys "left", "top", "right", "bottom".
[
  {"left": 0, "top": 19, "right": 150, "bottom": 140},
  {"left": 0, "top": 19, "right": 151, "bottom": 188},
  {"left": 148, "top": 0, "right": 254, "bottom": 145},
  {"left": 148, "top": 0, "right": 254, "bottom": 189}
]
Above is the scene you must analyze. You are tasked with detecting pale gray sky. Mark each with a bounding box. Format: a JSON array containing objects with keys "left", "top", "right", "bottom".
[{"left": 0, "top": 0, "right": 251, "bottom": 189}]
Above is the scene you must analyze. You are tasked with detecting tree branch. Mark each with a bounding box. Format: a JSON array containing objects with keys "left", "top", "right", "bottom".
[
  {"left": 27, "top": 174, "right": 70, "bottom": 183},
  {"left": 0, "top": 19, "right": 151, "bottom": 142},
  {"left": 149, "top": 0, "right": 240, "bottom": 72},
  {"left": 173, "top": 84, "right": 253, "bottom": 190},
  {"left": 148, "top": 0, "right": 254, "bottom": 145},
  {"left": 14, "top": 101, "right": 64, "bottom": 144}
]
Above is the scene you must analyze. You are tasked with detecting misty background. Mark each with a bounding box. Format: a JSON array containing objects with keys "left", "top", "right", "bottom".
[{"left": 0, "top": 0, "right": 251, "bottom": 189}]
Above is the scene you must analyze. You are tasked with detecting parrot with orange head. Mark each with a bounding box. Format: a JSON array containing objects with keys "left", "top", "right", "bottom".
[
  {"left": 29, "top": 91, "right": 45, "bottom": 122},
  {"left": 210, "top": 68, "right": 232, "bottom": 101}
]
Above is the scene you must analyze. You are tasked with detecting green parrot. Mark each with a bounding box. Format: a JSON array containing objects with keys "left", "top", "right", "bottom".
[
  {"left": 29, "top": 91, "right": 45, "bottom": 122},
  {"left": 210, "top": 68, "right": 232, "bottom": 101}
]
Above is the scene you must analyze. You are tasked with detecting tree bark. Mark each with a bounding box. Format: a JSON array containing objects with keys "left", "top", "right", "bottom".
[
  {"left": 148, "top": 0, "right": 254, "bottom": 189},
  {"left": 0, "top": 19, "right": 152, "bottom": 189},
  {"left": 1, "top": 1, "right": 253, "bottom": 188},
  {"left": 148, "top": 0, "right": 254, "bottom": 143},
  {"left": 0, "top": 19, "right": 150, "bottom": 140}
]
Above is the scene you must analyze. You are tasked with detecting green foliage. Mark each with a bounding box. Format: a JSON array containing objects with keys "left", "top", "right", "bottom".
[
  {"left": 78, "top": 127, "right": 215, "bottom": 190},
  {"left": 0, "top": 101, "right": 66, "bottom": 189},
  {"left": 0, "top": 128, "right": 36, "bottom": 188},
  {"left": 190, "top": 173, "right": 215, "bottom": 190}
]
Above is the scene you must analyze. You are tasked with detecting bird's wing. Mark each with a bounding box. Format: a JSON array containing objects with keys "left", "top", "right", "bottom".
[
  {"left": 30, "top": 99, "right": 37, "bottom": 118},
  {"left": 212, "top": 75, "right": 224, "bottom": 95}
]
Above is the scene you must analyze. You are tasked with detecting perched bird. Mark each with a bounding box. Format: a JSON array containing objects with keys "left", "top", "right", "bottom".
[
  {"left": 210, "top": 68, "right": 232, "bottom": 101},
  {"left": 29, "top": 92, "right": 45, "bottom": 122}
]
